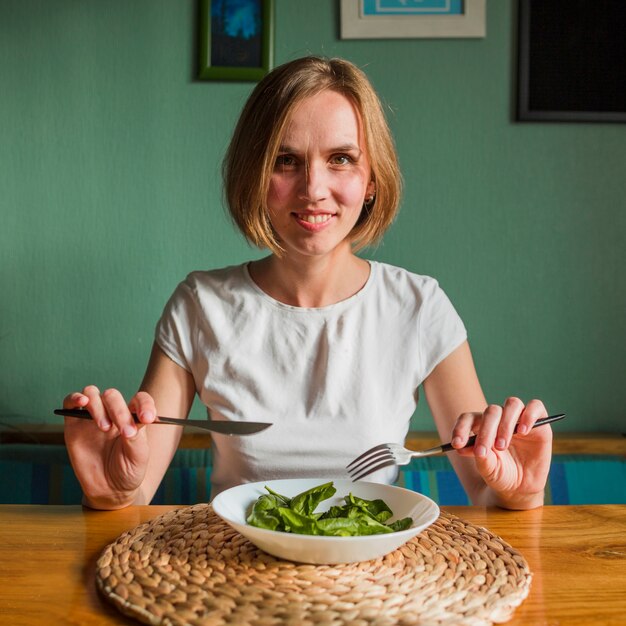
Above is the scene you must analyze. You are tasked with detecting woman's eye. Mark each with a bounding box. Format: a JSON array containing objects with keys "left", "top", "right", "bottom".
[
  {"left": 332, "top": 154, "right": 353, "bottom": 166},
  {"left": 275, "top": 154, "right": 297, "bottom": 168}
]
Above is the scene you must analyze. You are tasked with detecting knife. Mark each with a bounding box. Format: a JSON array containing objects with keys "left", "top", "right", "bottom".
[{"left": 54, "top": 408, "right": 272, "bottom": 436}]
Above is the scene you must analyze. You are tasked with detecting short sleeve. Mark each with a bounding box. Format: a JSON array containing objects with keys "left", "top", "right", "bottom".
[
  {"left": 154, "top": 278, "right": 198, "bottom": 373},
  {"left": 417, "top": 279, "right": 467, "bottom": 380}
]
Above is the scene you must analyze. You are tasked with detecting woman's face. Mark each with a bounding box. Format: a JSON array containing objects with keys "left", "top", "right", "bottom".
[{"left": 266, "top": 90, "right": 375, "bottom": 260}]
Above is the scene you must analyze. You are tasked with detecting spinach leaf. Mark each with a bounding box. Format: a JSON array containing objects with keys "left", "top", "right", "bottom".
[
  {"left": 344, "top": 494, "right": 393, "bottom": 523},
  {"left": 246, "top": 493, "right": 284, "bottom": 530},
  {"left": 264, "top": 486, "right": 291, "bottom": 507},
  {"left": 289, "top": 481, "right": 336, "bottom": 516},
  {"left": 319, "top": 512, "right": 393, "bottom": 535},
  {"left": 247, "top": 482, "right": 414, "bottom": 537},
  {"left": 387, "top": 517, "right": 413, "bottom": 532},
  {"left": 276, "top": 508, "right": 324, "bottom": 535}
]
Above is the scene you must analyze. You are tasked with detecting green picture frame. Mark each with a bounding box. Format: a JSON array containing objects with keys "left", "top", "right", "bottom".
[{"left": 199, "top": 0, "right": 274, "bottom": 82}]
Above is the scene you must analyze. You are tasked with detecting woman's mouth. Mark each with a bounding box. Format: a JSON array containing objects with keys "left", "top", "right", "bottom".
[
  {"left": 296, "top": 213, "right": 333, "bottom": 224},
  {"left": 293, "top": 212, "right": 335, "bottom": 231}
]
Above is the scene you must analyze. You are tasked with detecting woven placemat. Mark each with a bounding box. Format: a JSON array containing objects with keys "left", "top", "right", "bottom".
[{"left": 96, "top": 504, "right": 531, "bottom": 626}]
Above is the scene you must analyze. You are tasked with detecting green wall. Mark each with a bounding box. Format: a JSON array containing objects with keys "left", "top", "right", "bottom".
[{"left": 1, "top": 1, "right": 624, "bottom": 432}]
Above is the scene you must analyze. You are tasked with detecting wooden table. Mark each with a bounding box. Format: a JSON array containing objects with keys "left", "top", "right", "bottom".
[{"left": 0, "top": 505, "right": 624, "bottom": 625}]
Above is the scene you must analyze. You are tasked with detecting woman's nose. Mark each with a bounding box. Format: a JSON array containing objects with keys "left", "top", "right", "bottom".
[{"left": 298, "top": 161, "right": 328, "bottom": 202}]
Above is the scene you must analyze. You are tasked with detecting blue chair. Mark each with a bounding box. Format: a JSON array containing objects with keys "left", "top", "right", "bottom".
[{"left": 1, "top": 443, "right": 625, "bottom": 505}]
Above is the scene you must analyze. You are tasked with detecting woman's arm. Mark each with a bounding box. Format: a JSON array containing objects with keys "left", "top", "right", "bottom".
[
  {"left": 423, "top": 341, "right": 551, "bottom": 510},
  {"left": 132, "top": 342, "right": 197, "bottom": 504}
]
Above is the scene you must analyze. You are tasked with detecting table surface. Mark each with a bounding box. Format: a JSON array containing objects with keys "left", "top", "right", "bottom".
[{"left": 1, "top": 504, "right": 625, "bottom": 625}]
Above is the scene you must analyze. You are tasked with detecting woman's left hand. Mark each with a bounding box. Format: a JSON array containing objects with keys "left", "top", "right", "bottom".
[{"left": 450, "top": 397, "right": 552, "bottom": 505}]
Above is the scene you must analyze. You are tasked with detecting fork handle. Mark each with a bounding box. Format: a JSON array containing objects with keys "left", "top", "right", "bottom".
[{"left": 443, "top": 413, "right": 566, "bottom": 452}]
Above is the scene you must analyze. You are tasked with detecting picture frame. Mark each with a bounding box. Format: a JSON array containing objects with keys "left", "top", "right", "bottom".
[
  {"left": 517, "top": 0, "right": 626, "bottom": 123},
  {"left": 198, "top": 0, "right": 274, "bottom": 81},
  {"left": 340, "top": 0, "right": 485, "bottom": 39}
]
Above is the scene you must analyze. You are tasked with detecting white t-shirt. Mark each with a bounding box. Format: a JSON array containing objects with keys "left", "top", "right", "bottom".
[{"left": 155, "top": 261, "right": 467, "bottom": 498}]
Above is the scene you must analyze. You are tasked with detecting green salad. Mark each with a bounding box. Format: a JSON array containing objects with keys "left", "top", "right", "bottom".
[{"left": 246, "top": 481, "right": 412, "bottom": 536}]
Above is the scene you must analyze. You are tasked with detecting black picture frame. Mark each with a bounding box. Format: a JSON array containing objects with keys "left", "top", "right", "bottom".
[
  {"left": 198, "top": 0, "right": 274, "bottom": 82},
  {"left": 517, "top": 0, "right": 626, "bottom": 123}
]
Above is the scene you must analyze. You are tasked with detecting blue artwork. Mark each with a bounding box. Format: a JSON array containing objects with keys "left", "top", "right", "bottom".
[
  {"left": 362, "top": 0, "right": 464, "bottom": 15},
  {"left": 211, "top": 0, "right": 262, "bottom": 68}
]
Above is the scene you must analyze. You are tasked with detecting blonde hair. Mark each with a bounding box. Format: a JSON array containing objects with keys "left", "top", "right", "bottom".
[{"left": 223, "top": 56, "right": 402, "bottom": 254}]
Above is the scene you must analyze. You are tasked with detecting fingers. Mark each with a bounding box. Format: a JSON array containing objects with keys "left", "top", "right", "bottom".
[
  {"left": 515, "top": 398, "right": 548, "bottom": 435},
  {"left": 101, "top": 389, "right": 159, "bottom": 440},
  {"left": 467, "top": 404, "right": 510, "bottom": 458},
  {"left": 63, "top": 386, "right": 158, "bottom": 440},
  {"left": 129, "top": 391, "right": 157, "bottom": 425},
  {"left": 63, "top": 385, "right": 112, "bottom": 432},
  {"left": 451, "top": 412, "right": 477, "bottom": 449},
  {"left": 62, "top": 391, "right": 89, "bottom": 409},
  {"left": 100, "top": 388, "right": 139, "bottom": 439},
  {"left": 451, "top": 397, "right": 547, "bottom": 458},
  {"left": 493, "top": 397, "right": 525, "bottom": 451}
]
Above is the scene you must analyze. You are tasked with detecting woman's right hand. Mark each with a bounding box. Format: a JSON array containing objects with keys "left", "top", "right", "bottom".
[{"left": 63, "top": 386, "right": 158, "bottom": 509}]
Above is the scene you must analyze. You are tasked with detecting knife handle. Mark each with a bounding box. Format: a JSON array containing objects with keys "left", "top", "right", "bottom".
[{"left": 55, "top": 408, "right": 171, "bottom": 424}]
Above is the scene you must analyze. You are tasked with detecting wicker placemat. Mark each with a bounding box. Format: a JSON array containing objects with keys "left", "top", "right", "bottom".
[{"left": 96, "top": 504, "right": 531, "bottom": 626}]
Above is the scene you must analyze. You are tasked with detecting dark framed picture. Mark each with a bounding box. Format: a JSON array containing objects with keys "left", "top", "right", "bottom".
[
  {"left": 199, "top": 0, "right": 274, "bottom": 81},
  {"left": 517, "top": 0, "right": 626, "bottom": 123}
]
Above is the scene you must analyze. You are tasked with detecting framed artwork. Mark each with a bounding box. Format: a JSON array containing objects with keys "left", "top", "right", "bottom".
[
  {"left": 340, "top": 0, "right": 486, "bottom": 39},
  {"left": 517, "top": 0, "right": 626, "bottom": 123},
  {"left": 199, "top": 0, "right": 274, "bottom": 81}
]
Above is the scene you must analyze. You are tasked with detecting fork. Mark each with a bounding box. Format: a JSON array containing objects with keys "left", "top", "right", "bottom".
[{"left": 346, "top": 413, "right": 566, "bottom": 481}]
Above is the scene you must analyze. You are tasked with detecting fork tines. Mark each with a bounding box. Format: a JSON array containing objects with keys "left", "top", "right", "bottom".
[
  {"left": 346, "top": 444, "right": 396, "bottom": 481},
  {"left": 345, "top": 443, "right": 390, "bottom": 469}
]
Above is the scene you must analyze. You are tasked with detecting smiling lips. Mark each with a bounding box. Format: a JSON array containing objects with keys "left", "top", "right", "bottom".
[
  {"left": 293, "top": 212, "right": 335, "bottom": 230},
  {"left": 297, "top": 213, "right": 332, "bottom": 224}
]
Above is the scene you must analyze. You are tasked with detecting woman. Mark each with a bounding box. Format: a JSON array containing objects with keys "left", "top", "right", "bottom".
[{"left": 63, "top": 56, "right": 551, "bottom": 510}]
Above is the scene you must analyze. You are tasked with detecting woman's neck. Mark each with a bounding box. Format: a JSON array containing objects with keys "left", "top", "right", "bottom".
[{"left": 248, "top": 246, "right": 370, "bottom": 308}]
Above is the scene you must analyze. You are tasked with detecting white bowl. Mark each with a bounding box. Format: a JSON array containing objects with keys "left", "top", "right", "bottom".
[{"left": 211, "top": 478, "right": 440, "bottom": 564}]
